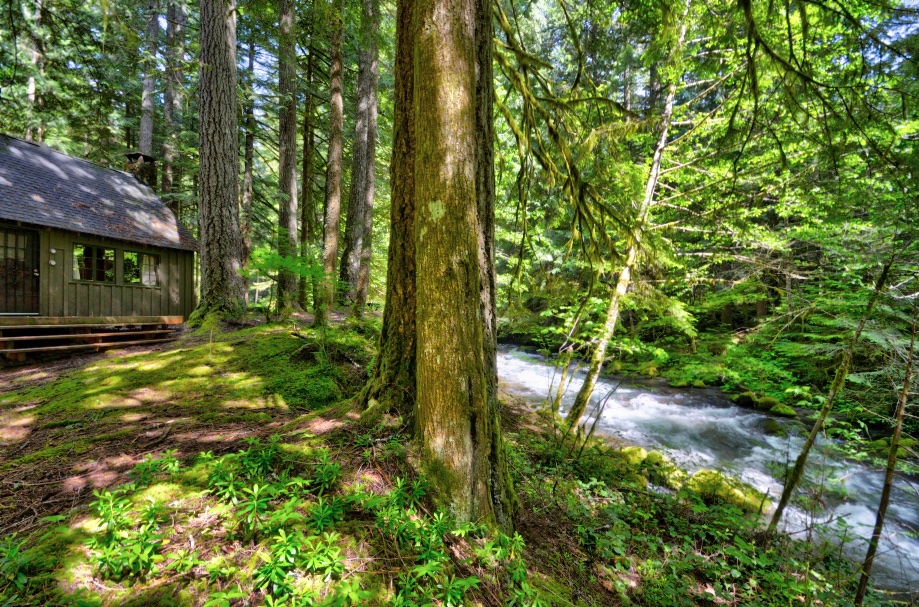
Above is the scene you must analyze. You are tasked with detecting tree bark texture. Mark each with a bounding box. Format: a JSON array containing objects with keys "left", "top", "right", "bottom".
[
  {"left": 299, "top": 24, "right": 317, "bottom": 309},
  {"left": 276, "top": 0, "right": 299, "bottom": 312},
  {"left": 316, "top": 0, "right": 344, "bottom": 326},
  {"left": 854, "top": 306, "right": 917, "bottom": 605},
  {"left": 473, "top": 0, "right": 516, "bottom": 528},
  {"left": 194, "top": 0, "right": 246, "bottom": 320},
  {"left": 361, "top": 0, "right": 416, "bottom": 417},
  {"left": 25, "top": 0, "right": 43, "bottom": 143},
  {"left": 767, "top": 261, "right": 893, "bottom": 534},
  {"left": 413, "top": 0, "right": 510, "bottom": 526},
  {"left": 339, "top": 0, "right": 380, "bottom": 312},
  {"left": 139, "top": 0, "right": 160, "bottom": 156},
  {"left": 241, "top": 40, "right": 256, "bottom": 269},
  {"left": 162, "top": 1, "right": 186, "bottom": 206}
]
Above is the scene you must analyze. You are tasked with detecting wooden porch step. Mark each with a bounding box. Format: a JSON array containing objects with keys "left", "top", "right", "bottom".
[
  {"left": 0, "top": 330, "right": 177, "bottom": 342},
  {"left": 1, "top": 337, "right": 178, "bottom": 355},
  {"left": 0, "top": 316, "right": 183, "bottom": 328}
]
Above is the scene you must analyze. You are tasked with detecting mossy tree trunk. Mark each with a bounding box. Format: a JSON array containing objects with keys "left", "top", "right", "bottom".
[
  {"left": 360, "top": 0, "right": 416, "bottom": 419},
  {"left": 316, "top": 0, "right": 344, "bottom": 326},
  {"left": 276, "top": 0, "right": 299, "bottom": 313},
  {"left": 413, "top": 0, "right": 514, "bottom": 527},
  {"left": 193, "top": 0, "right": 246, "bottom": 322},
  {"left": 855, "top": 304, "right": 917, "bottom": 605},
  {"left": 565, "top": 61, "right": 682, "bottom": 428},
  {"left": 162, "top": 0, "right": 186, "bottom": 209},
  {"left": 299, "top": 19, "right": 317, "bottom": 310},
  {"left": 339, "top": 0, "right": 379, "bottom": 313},
  {"left": 25, "top": 0, "right": 44, "bottom": 142},
  {"left": 363, "top": 0, "right": 515, "bottom": 528},
  {"left": 240, "top": 38, "right": 256, "bottom": 278},
  {"left": 139, "top": 0, "right": 159, "bottom": 157},
  {"left": 767, "top": 260, "right": 893, "bottom": 534}
]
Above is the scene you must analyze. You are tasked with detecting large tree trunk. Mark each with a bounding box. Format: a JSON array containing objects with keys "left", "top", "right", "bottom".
[
  {"left": 339, "top": 0, "right": 380, "bottom": 312},
  {"left": 767, "top": 261, "right": 893, "bottom": 534},
  {"left": 361, "top": 0, "right": 416, "bottom": 418},
  {"left": 162, "top": 0, "right": 186, "bottom": 211},
  {"left": 25, "top": 0, "right": 43, "bottom": 143},
  {"left": 854, "top": 305, "right": 917, "bottom": 605},
  {"left": 276, "top": 0, "right": 299, "bottom": 313},
  {"left": 473, "top": 0, "right": 516, "bottom": 528},
  {"left": 193, "top": 0, "right": 246, "bottom": 321},
  {"left": 315, "top": 0, "right": 344, "bottom": 326},
  {"left": 298, "top": 21, "right": 317, "bottom": 309},
  {"left": 414, "top": 0, "right": 511, "bottom": 527},
  {"left": 240, "top": 39, "right": 256, "bottom": 270},
  {"left": 139, "top": 0, "right": 160, "bottom": 156}
]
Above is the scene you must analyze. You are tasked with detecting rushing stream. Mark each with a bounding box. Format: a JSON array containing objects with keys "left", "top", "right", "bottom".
[{"left": 497, "top": 346, "right": 919, "bottom": 594}]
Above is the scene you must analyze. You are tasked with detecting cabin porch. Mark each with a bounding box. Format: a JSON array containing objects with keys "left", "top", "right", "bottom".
[{"left": 0, "top": 316, "right": 184, "bottom": 361}]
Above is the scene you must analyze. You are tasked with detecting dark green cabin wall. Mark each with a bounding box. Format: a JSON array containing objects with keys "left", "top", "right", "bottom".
[{"left": 31, "top": 227, "right": 196, "bottom": 319}]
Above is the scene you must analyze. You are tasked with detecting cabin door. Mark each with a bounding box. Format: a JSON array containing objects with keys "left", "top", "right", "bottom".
[{"left": 0, "top": 226, "right": 40, "bottom": 315}]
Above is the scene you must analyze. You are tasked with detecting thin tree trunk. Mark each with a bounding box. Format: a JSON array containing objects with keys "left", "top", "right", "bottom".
[
  {"left": 339, "top": 0, "right": 380, "bottom": 310},
  {"left": 315, "top": 0, "right": 344, "bottom": 326},
  {"left": 193, "top": 0, "right": 246, "bottom": 321},
  {"left": 854, "top": 305, "right": 917, "bottom": 605},
  {"left": 566, "top": 72, "right": 681, "bottom": 428},
  {"left": 767, "top": 260, "right": 893, "bottom": 534},
  {"left": 276, "top": 0, "right": 299, "bottom": 313},
  {"left": 139, "top": 0, "right": 160, "bottom": 156},
  {"left": 298, "top": 20, "right": 317, "bottom": 310},
  {"left": 162, "top": 1, "right": 186, "bottom": 211},
  {"left": 25, "top": 0, "right": 43, "bottom": 143},
  {"left": 360, "top": 0, "right": 416, "bottom": 417},
  {"left": 240, "top": 40, "right": 256, "bottom": 269}
]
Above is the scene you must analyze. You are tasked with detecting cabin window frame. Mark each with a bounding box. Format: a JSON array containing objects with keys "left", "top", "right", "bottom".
[
  {"left": 123, "top": 251, "right": 161, "bottom": 287},
  {"left": 72, "top": 244, "right": 116, "bottom": 283}
]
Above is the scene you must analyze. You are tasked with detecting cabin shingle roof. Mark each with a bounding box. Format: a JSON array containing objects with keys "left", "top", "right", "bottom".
[{"left": 0, "top": 135, "right": 196, "bottom": 251}]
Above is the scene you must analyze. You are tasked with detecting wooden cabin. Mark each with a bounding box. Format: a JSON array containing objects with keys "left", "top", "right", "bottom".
[{"left": 0, "top": 135, "right": 197, "bottom": 359}]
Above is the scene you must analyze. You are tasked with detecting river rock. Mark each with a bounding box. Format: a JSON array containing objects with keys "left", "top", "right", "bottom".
[
  {"left": 735, "top": 391, "right": 757, "bottom": 407},
  {"left": 762, "top": 418, "right": 787, "bottom": 437},
  {"left": 645, "top": 451, "right": 688, "bottom": 490},
  {"left": 619, "top": 446, "right": 648, "bottom": 466},
  {"left": 686, "top": 469, "right": 770, "bottom": 513},
  {"left": 769, "top": 404, "right": 797, "bottom": 418},
  {"left": 755, "top": 396, "right": 780, "bottom": 411}
]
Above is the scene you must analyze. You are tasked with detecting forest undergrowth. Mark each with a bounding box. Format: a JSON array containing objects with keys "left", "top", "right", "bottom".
[{"left": 0, "top": 321, "right": 902, "bottom": 606}]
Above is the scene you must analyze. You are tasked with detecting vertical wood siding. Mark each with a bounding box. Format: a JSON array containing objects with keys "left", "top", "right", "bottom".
[{"left": 37, "top": 229, "right": 195, "bottom": 319}]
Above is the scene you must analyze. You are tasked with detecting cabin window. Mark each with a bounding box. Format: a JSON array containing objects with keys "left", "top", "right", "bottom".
[
  {"left": 73, "top": 245, "right": 115, "bottom": 282},
  {"left": 124, "top": 251, "right": 160, "bottom": 286}
]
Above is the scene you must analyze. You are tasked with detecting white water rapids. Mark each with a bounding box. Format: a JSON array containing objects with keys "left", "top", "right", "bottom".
[{"left": 497, "top": 346, "right": 919, "bottom": 594}]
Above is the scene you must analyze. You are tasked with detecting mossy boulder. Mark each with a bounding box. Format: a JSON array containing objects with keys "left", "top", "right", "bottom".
[
  {"left": 762, "top": 418, "right": 787, "bottom": 437},
  {"left": 755, "top": 396, "right": 780, "bottom": 411},
  {"left": 685, "top": 469, "right": 770, "bottom": 513},
  {"left": 645, "top": 451, "right": 688, "bottom": 490},
  {"left": 735, "top": 392, "right": 757, "bottom": 407},
  {"left": 669, "top": 379, "right": 690, "bottom": 388},
  {"left": 618, "top": 446, "right": 648, "bottom": 466},
  {"left": 691, "top": 380, "right": 707, "bottom": 389},
  {"left": 769, "top": 404, "right": 797, "bottom": 418}
]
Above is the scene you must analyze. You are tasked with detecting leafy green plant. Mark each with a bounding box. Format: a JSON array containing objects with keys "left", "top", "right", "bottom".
[
  {"left": 307, "top": 495, "right": 345, "bottom": 532},
  {"left": 0, "top": 534, "right": 28, "bottom": 594},
  {"left": 164, "top": 549, "right": 203, "bottom": 575},
  {"left": 311, "top": 450, "right": 342, "bottom": 494},
  {"left": 237, "top": 483, "right": 274, "bottom": 536}
]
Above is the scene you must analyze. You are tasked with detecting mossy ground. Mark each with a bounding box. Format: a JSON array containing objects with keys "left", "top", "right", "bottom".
[{"left": 0, "top": 322, "right": 896, "bottom": 606}]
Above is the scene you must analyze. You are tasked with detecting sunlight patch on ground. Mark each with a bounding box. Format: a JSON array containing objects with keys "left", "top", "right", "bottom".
[{"left": 0, "top": 413, "right": 34, "bottom": 443}]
